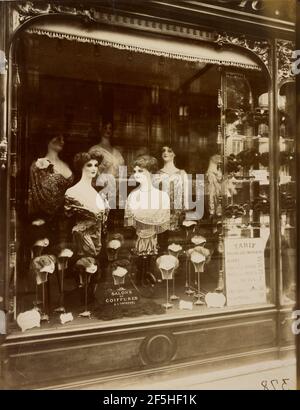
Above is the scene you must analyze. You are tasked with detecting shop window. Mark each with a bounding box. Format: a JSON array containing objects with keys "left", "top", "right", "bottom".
[{"left": 8, "top": 32, "right": 274, "bottom": 334}]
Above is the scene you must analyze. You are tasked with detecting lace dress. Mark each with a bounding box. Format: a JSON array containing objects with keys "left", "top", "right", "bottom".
[
  {"left": 29, "top": 160, "right": 73, "bottom": 217},
  {"left": 153, "top": 169, "right": 187, "bottom": 231},
  {"left": 28, "top": 159, "right": 74, "bottom": 246},
  {"left": 206, "top": 169, "right": 223, "bottom": 217}
]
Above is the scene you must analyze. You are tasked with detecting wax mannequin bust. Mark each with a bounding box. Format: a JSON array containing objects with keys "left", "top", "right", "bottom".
[
  {"left": 29, "top": 133, "right": 73, "bottom": 217},
  {"left": 66, "top": 160, "right": 104, "bottom": 215},
  {"left": 65, "top": 152, "right": 109, "bottom": 259},
  {"left": 125, "top": 155, "right": 170, "bottom": 286},
  {"left": 160, "top": 145, "right": 182, "bottom": 175},
  {"left": 89, "top": 121, "right": 125, "bottom": 229},
  {"left": 154, "top": 144, "right": 188, "bottom": 232},
  {"left": 44, "top": 135, "right": 72, "bottom": 180},
  {"left": 206, "top": 154, "right": 223, "bottom": 218},
  {"left": 89, "top": 121, "right": 125, "bottom": 178},
  {"left": 29, "top": 132, "right": 74, "bottom": 252}
]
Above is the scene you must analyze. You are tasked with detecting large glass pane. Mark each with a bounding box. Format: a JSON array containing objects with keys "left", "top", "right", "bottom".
[
  {"left": 11, "top": 33, "right": 273, "bottom": 334},
  {"left": 222, "top": 71, "right": 272, "bottom": 306}
]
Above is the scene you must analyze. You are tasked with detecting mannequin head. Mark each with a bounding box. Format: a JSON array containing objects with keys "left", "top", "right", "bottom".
[
  {"left": 161, "top": 145, "right": 176, "bottom": 165},
  {"left": 207, "top": 154, "right": 222, "bottom": 174},
  {"left": 74, "top": 152, "right": 99, "bottom": 180},
  {"left": 100, "top": 121, "right": 113, "bottom": 143},
  {"left": 41, "top": 130, "right": 65, "bottom": 157},
  {"left": 48, "top": 135, "right": 64, "bottom": 153},
  {"left": 132, "top": 155, "right": 158, "bottom": 186}
]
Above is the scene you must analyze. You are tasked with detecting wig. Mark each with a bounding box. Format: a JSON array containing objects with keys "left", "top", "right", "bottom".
[
  {"left": 73, "top": 152, "right": 99, "bottom": 173},
  {"left": 133, "top": 155, "right": 158, "bottom": 174},
  {"left": 37, "top": 128, "right": 61, "bottom": 158}
]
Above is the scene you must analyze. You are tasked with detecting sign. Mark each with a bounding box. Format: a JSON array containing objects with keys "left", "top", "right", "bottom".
[
  {"left": 104, "top": 288, "right": 140, "bottom": 308},
  {"left": 250, "top": 170, "right": 269, "bottom": 185},
  {"left": 225, "top": 237, "right": 267, "bottom": 306}
]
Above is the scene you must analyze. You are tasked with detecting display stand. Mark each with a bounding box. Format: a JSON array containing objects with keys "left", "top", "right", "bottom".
[
  {"left": 156, "top": 255, "right": 179, "bottom": 310},
  {"left": 182, "top": 220, "right": 197, "bottom": 296},
  {"left": 191, "top": 251, "right": 206, "bottom": 305},
  {"left": 168, "top": 244, "right": 182, "bottom": 301}
]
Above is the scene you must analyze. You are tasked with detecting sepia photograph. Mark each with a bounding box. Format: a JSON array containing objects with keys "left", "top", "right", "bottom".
[{"left": 0, "top": 0, "right": 299, "bottom": 392}]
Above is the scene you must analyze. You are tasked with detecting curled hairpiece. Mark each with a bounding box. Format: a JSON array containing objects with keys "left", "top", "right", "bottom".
[
  {"left": 133, "top": 155, "right": 158, "bottom": 174},
  {"left": 73, "top": 152, "right": 99, "bottom": 172}
]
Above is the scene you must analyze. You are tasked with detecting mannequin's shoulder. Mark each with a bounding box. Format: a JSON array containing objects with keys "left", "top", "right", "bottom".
[
  {"left": 127, "top": 188, "right": 139, "bottom": 200},
  {"left": 59, "top": 159, "right": 72, "bottom": 176},
  {"left": 65, "top": 184, "right": 79, "bottom": 197},
  {"left": 59, "top": 158, "right": 71, "bottom": 169},
  {"left": 112, "top": 147, "right": 124, "bottom": 161},
  {"left": 30, "top": 158, "right": 51, "bottom": 171}
]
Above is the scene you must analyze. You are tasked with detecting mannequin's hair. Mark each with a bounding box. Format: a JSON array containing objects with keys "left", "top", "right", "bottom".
[
  {"left": 160, "top": 144, "right": 176, "bottom": 163},
  {"left": 157, "top": 143, "right": 185, "bottom": 169},
  {"left": 161, "top": 144, "right": 175, "bottom": 153},
  {"left": 73, "top": 152, "right": 98, "bottom": 173},
  {"left": 100, "top": 121, "right": 114, "bottom": 137},
  {"left": 101, "top": 120, "right": 114, "bottom": 129},
  {"left": 38, "top": 129, "right": 61, "bottom": 157},
  {"left": 133, "top": 155, "right": 158, "bottom": 174}
]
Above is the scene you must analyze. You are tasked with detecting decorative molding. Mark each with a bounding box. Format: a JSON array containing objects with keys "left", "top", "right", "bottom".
[
  {"left": 276, "top": 39, "right": 295, "bottom": 84},
  {"left": 0, "top": 136, "right": 8, "bottom": 169},
  {"left": 14, "top": 2, "right": 215, "bottom": 42},
  {"left": 15, "top": 2, "right": 95, "bottom": 23},
  {"left": 215, "top": 32, "right": 271, "bottom": 71},
  {"left": 14, "top": 2, "right": 270, "bottom": 71}
]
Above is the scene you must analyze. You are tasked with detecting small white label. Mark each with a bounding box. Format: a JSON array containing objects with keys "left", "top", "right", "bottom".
[
  {"left": 250, "top": 170, "right": 269, "bottom": 185},
  {"left": 179, "top": 300, "right": 193, "bottom": 310},
  {"left": 60, "top": 313, "right": 74, "bottom": 325}
]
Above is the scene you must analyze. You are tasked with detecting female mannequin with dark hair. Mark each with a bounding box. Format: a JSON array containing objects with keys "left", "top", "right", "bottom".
[
  {"left": 89, "top": 121, "right": 125, "bottom": 178},
  {"left": 28, "top": 132, "right": 73, "bottom": 246},
  {"left": 64, "top": 153, "right": 109, "bottom": 309},
  {"left": 153, "top": 144, "right": 188, "bottom": 231},
  {"left": 65, "top": 152, "right": 109, "bottom": 258},
  {"left": 29, "top": 132, "right": 73, "bottom": 217}
]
